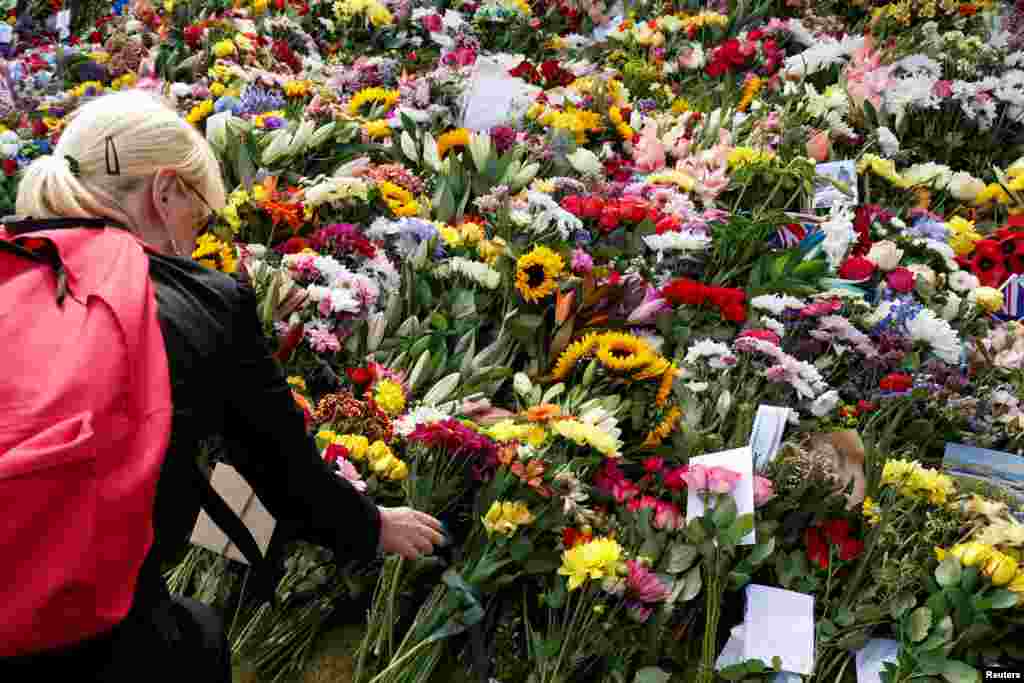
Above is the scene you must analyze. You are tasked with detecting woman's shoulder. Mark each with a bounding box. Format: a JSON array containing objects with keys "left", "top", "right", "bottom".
[{"left": 147, "top": 252, "right": 254, "bottom": 353}]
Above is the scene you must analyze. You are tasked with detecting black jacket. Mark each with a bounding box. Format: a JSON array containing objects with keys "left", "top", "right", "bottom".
[{"left": 3, "top": 247, "right": 381, "bottom": 672}]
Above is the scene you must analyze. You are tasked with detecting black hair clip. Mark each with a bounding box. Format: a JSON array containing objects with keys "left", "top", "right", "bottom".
[
  {"left": 64, "top": 154, "right": 80, "bottom": 177},
  {"left": 105, "top": 136, "right": 120, "bottom": 176}
]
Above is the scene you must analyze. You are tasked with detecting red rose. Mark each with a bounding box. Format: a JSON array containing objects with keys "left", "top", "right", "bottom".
[
  {"left": 721, "top": 302, "right": 747, "bottom": 323},
  {"left": 886, "top": 267, "right": 916, "bottom": 293},
  {"left": 838, "top": 256, "right": 876, "bottom": 281},
  {"left": 857, "top": 400, "right": 877, "bottom": 413},
  {"left": 879, "top": 373, "right": 913, "bottom": 392},
  {"left": 838, "top": 536, "right": 865, "bottom": 561},
  {"left": 805, "top": 527, "right": 829, "bottom": 569},
  {"left": 662, "top": 278, "right": 708, "bottom": 306},
  {"left": 2, "top": 159, "right": 17, "bottom": 176},
  {"left": 347, "top": 366, "right": 375, "bottom": 385},
  {"left": 738, "top": 329, "right": 781, "bottom": 345},
  {"left": 822, "top": 518, "right": 852, "bottom": 546}
]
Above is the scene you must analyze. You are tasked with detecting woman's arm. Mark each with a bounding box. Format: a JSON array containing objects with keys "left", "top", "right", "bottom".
[{"left": 218, "top": 277, "right": 382, "bottom": 561}]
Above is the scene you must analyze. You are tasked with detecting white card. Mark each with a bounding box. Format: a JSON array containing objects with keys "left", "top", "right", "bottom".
[
  {"left": 855, "top": 639, "right": 899, "bottom": 683},
  {"left": 0, "top": 25, "right": 12, "bottom": 44},
  {"left": 56, "top": 9, "right": 71, "bottom": 30},
  {"left": 750, "top": 405, "right": 790, "bottom": 469},
  {"left": 716, "top": 625, "right": 746, "bottom": 670},
  {"left": 743, "top": 585, "right": 816, "bottom": 676},
  {"left": 460, "top": 58, "right": 540, "bottom": 131},
  {"left": 772, "top": 674, "right": 804, "bottom": 683},
  {"left": 686, "top": 447, "right": 756, "bottom": 545}
]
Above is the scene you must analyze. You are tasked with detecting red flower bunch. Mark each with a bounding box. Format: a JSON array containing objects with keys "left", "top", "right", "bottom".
[
  {"left": 738, "top": 328, "right": 781, "bottom": 346},
  {"left": 184, "top": 24, "right": 206, "bottom": 49},
  {"left": 838, "top": 256, "right": 876, "bottom": 281},
  {"left": 408, "top": 419, "right": 498, "bottom": 460},
  {"left": 560, "top": 195, "right": 665, "bottom": 232},
  {"left": 660, "top": 278, "right": 747, "bottom": 322},
  {"left": 272, "top": 39, "right": 303, "bottom": 74},
  {"left": 346, "top": 364, "right": 377, "bottom": 386},
  {"left": 509, "top": 59, "right": 575, "bottom": 88},
  {"left": 323, "top": 442, "right": 351, "bottom": 465},
  {"left": 705, "top": 31, "right": 784, "bottom": 78},
  {"left": 964, "top": 218, "right": 1024, "bottom": 287},
  {"left": 852, "top": 205, "right": 893, "bottom": 256},
  {"left": 879, "top": 373, "right": 913, "bottom": 392},
  {"left": 805, "top": 519, "right": 864, "bottom": 569}
]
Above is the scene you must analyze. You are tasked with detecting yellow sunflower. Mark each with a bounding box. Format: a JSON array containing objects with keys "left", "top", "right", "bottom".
[
  {"left": 515, "top": 246, "right": 564, "bottom": 303},
  {"left": 596, "top": 332, "right": 655, "bottom": 372},
  {"left": 436, "top": 128, "right": 471, "bottom": 158},
  {"left": 550, "top": 333, "right": 600, "bottom": 380},
  {"left": 347, "top": 87, "right": 400, "bottom": 117}
]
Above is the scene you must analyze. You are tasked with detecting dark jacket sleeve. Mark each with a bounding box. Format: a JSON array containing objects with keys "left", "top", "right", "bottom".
[{"left": 218, "top": 276, "right": 382, "bottom": 561}]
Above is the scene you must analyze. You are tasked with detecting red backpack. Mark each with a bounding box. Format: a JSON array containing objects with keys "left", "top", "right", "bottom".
[{"left": 0, "top": 219, "right": 174, "bottom": 656}]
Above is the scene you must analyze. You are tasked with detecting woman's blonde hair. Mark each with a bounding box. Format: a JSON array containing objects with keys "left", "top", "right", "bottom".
[{"left": 16, "top": 90, "right": 226, "bottom": 226}]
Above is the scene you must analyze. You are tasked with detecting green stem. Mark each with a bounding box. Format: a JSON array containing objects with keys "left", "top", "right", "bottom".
[{"left": 699, "top": 556, "right": 722, "bottom": 683}]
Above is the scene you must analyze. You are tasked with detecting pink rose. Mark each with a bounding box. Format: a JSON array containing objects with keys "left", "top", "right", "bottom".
[
  {"left": 680, "top": 464, "right": 708, "bottom": 491},
  {"left": 420, "top": 13, "right": 443, "bottom": 32},
  {"left": 653, "top": 500, "right": 685, "bottom": 531},
  {"left": 886, "top": 267, "right": 916, "bottom": 293},
  {"left": 663, "top": 465, "right": 688, "bottom": 491},
  {"left": 753, "top": 475, "right": 775, "bottom": 507},
  {"left": 627, "top": 494, "right": 659, "bottom": 513},
  {"left": 933, "top": 80, "right": 953, "bottom": 99},
  {"left": 705, "top": 466, "right": 742, "bottom": 494},
  {"left": 806, "top": 129, "right": 831, "bottom": 162}
]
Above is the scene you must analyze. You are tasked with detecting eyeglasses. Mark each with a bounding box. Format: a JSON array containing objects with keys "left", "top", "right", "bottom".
[{"left": 177, "top": 176, "right": 216, "bottom": 237}]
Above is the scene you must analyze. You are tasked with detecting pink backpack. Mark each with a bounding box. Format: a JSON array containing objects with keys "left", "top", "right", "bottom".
[{"left": 0, "top": 219, "right": 173, "bottom": 656}]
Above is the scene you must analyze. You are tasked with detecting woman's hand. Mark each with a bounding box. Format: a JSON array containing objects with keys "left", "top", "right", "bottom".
[{"left": 378, "top": 506, "right": 445, "bottom": 560}]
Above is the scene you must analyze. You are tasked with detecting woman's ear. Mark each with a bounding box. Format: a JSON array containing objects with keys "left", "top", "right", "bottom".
[{"left": 150, "top": 170, "right": 177, "bottom": 224}]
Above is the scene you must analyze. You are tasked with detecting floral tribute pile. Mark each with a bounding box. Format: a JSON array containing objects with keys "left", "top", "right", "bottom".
[{"left": 5, "top": 0, "right": 1024, "bottom": 680}]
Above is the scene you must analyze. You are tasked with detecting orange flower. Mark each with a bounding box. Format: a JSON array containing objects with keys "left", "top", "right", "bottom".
[
  {"left": 525, "top": 404, "right": 562, "bottom": 422},
  {"left": 261, "top": 200, "right": 304, "bottom": 230},
  {"left": 958, "top": 3, "right": 978, "bottom": 16}
]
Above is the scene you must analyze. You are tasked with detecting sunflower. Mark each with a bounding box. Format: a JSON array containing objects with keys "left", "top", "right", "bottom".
[
  {"left": 655, "top": 363, "right": 677, "bottom": 407},
  {"left": 347, "top": 87, "right": 400, "bottom": 117},
  {"left": 640, "top": 406, "right": 682, "bottom": 449},
  {"left": 596, "top": 332, "right": 655, "bottom": 373},
  {"left": 515, "top": 246, "right": 564, "bottom": 303},
  {"left": 436, "top": 128, "right": 471, "bottom": 158},
  {"left": 550, "top": 333, "right": 600, "bottom": 380}
]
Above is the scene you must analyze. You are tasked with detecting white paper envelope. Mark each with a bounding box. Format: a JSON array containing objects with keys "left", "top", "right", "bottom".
[
  {"left": 189, "top": 464, "right": 276, "bottom": 565},
  {"left": 750, "top": 405, "right": 791, "bottom": 469},
  {"left": 855, "top": 639, "right": 899, "bottom": 683},
  {"left": 686, "top": 447, "right": 756, "bottom": 545},
  {"left": 716, "top": 625, "right": 746, "bottom": 670},
  {"left": 742, "top": 585, "right": 815, "bottom": 675}
]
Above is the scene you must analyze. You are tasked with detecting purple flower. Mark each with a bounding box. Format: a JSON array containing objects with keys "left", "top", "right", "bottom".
[{"left": 571, "top": 248, "right": 593, "bottom": 274}]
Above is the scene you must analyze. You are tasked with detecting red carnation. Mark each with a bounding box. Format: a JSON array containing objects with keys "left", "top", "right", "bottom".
[
  {"left": 879, "top": 373, "right": 913, "bottom": 392},
  {"left": 662, "top": 278, "right": 708, "bottom": 306},
  {"left": 886, "top": 267, "right": 917, "bottom": 293},
  {"left": 581, "top": 196, "right": 605, "bottom": 219},
  {"left": 738, "top": 329, "right": 781, "bottom": 345}
]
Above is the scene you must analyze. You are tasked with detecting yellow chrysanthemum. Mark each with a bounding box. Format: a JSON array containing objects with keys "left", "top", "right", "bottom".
[
  {"left": 483, "top": 500, "right": 535, "bottom": 537},
  {"left": 186, "top": 99, "right": 215, "bottom": 125},
  {"left": 373, "top": 379, "right": 407, "bottom": 415},
  {"left": 347, "top": 87, "right": 400, "bottom": 117},
  {"left": 728, "top": 146, "right": 775, "bottom": 169},
  {"left": 881, "top": 458, "right": 956, "bottom": 505},
  {"left": 550, "top": 333, "right": 600, "bottom": 380},
  {"left": 364, "top": 119, "right": 392, "bottom": 138},
  {"left": 284, "top": 80, "right": 314, "bottom": 97},
  {"left": 946, "top": 216, "right": 982, "bottom": 256},
  {"left": 515, "top": 246, "right": 564, "bottom": 303},
  {"left": 559, "top": 537, "right": 623, "bottom": 591},
  {"left": 436, "top": 128, "right": 471, "bottom": 158},
  {"left": 550, "top": 418, "right": 622, "bottom": 457},
  {"left": 212, "top": 39, "right": 237, "bottom": 58},
  {"left": 596, "top": 332, "right": 655, "bottom": 372}
]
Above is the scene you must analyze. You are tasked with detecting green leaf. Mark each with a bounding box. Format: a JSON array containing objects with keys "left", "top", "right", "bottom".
[
  {"left": 665, "top": 544, "right": 699, "bottom": 574},
  {"left": 748, "top": 537, "right": 776, "bottom": 566},
  {"left": 835, "top": 607, "right": 855, "bottom": 627},
  {"left": 711, "top": 496, "right": 738, "bottom": 530},
  {"left": 935, "top": 557, "right": 962, "bottom": 588},
  {"left": 909, "top": 607, "right": 933, "bottom": 643},
  {"left": 982, "top": 589, "right": 1020, "bottom": 610},
  {"left": 891, "top": 592, "right": 917, "bottom": 619},
  {"left": 818, "top": 619, "right": 838, "bottom": 639},
  {"left": 961, "top": 566, "right": 980, "bottom": 593},
  {"left": 510, "top": 538, "right": 533, "bottom": 562},
  {"left": 633, "top": 667, "right": 671, "bottom": 683},
  {"left": 680, "top": 565, "right": 702, "bottom": 602},
  {"left": 524, "top": 551, "right": 561, "bottom": 575},
  {"left": 430, "top": 312, "right": 449, "bottom": 331},
  {"left": 727, "top": 514, "right": 755, "bottom": 543},
  {"left": 941, "top": 660, "right": 980, "bottom": 683}
]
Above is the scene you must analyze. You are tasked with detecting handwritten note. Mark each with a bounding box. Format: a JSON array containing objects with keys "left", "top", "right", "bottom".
[
  {"left": 743, "top": 585, "right": 816, "bottom": 675},
  {"left": 814, "top": 160, "right": 858, "bottom": 209},
  {"left": 686, "top": 447, "right": 756, "bottom": 545}
]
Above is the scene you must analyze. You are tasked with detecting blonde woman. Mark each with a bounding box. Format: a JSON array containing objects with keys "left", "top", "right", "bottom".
[{"left": 0, "top": 91, "right": 443, "bottom": 678}]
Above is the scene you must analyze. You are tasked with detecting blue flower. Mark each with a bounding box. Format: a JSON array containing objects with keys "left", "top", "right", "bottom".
[
  {"left": 214, "top": 96, "right": 242, "bottom": 115},
  {"left": 238, "top": 86, "right": 286, "bottom": 116}
]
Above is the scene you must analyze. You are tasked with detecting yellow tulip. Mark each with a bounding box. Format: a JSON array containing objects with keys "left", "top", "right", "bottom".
[
  {"left": 371, "top": 454, "right": 396, "bottom": 475},
  {"left": 984, "top": 552, "right": 1019, "bottom": 587},
  {"left": 952, "top": 542, "right": 992, "bottom": 567},
  {"left": 1007, "top": 572, "right": 1024, "bottom": 594},
  {"left": 387, "top": 459, "right": 409, "bottom": 481},
  {"left": 367, "top": 440, "right": 392, "bottom": 463}
]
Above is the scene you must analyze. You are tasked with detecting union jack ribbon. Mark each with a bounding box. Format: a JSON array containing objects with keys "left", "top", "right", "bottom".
[
  {"left": 770, "top": 223, "right": 809, "bottom": 249},
  {"left": 1000, "top": 273, "right": 1023, "bottom": 320}
]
